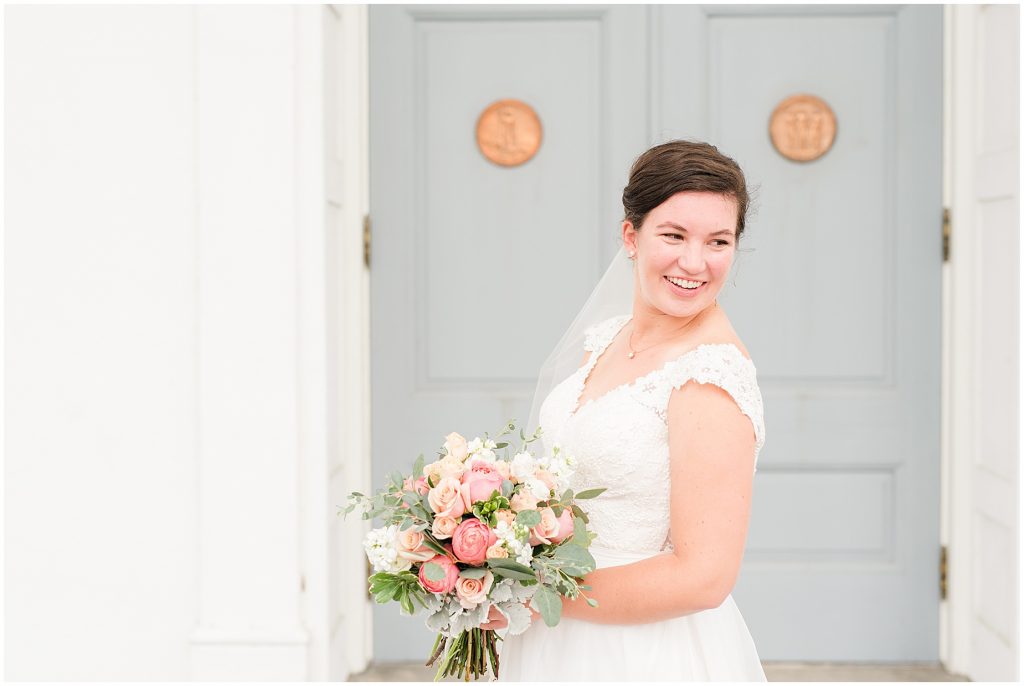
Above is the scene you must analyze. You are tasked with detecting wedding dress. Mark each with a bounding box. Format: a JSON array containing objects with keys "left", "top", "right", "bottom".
[{"left": 495, "top": 313, "right": 767, "bottom": 682}]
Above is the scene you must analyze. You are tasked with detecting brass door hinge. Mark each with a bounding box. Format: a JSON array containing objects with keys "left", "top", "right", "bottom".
[
  {"left": 942, "top": 207, "right": 951, "bottom": 262},
  {"left": 363, "top": 214, "right": 372, "bottom": 269},
  {"left": 940, "top": 544, "right": 948, "bottom": 600}
]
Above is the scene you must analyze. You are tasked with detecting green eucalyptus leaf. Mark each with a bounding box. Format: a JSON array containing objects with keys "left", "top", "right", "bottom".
[
  {"left": 458, "top": 567, "right": 488, "bottom": 580},
  {"left": 534, "top": 585, "right": 562, "bottom": 627},
  {"left": 515, "top": 509, "right": 541, "bottom": 528},
  {"left": 574, "top": 487, "right": 607, "bottom": 500},
  {"left": 413, "top": 454, "right": 425, "bottom": 479},
  {"left": 423, "top": 561, "right": 446, "bottom": 582},
  {"left": 586, "top": 597, "right": 599, "bottom": 607}
]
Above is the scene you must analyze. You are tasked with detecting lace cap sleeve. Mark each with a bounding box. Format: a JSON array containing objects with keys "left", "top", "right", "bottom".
[
  {"left": 583, "top": 314, "right": 631, "bottom": 352},
  {"left": 664, "top": 344, "right": 766, "bottom": 471}
]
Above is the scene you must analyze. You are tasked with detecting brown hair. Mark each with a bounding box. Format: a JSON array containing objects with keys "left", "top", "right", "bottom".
[{"left": 621, "top": 140, "right": 752, "bottom": 244}]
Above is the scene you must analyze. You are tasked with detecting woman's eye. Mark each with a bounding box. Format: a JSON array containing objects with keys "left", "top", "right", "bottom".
[{"left": 714, "top": 240, "right": 730, "bottom": 246}]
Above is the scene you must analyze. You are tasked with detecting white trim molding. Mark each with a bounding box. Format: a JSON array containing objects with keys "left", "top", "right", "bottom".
[{"left": 942, "top": 4, "right": 1020, "bottom": 681}]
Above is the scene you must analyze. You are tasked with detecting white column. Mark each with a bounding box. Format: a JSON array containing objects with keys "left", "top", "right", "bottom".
[{"left": 189, "top": 5, "right": 311, "bottom": 678}]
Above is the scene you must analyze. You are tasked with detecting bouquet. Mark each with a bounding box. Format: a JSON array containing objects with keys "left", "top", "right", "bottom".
[{"left": 339, "top": 420, "right": 605, "bottom": 681}]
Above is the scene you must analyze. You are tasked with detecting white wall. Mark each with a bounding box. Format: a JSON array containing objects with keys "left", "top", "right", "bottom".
[
  {"left": 5, "top": 5, "right": 371, "bottom": 680},
  {"left": 6, "top": 5, "right": 201, "bottom": 679}
]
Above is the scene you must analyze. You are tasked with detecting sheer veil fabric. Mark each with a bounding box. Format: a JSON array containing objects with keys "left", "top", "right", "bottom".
[{"left": 527, "top": 245, "right": 634, "bottom": 436}]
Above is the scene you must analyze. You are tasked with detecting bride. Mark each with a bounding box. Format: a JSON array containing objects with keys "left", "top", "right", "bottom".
[{"left": 480, "top": 140, "right": 767, "bottom": 681}]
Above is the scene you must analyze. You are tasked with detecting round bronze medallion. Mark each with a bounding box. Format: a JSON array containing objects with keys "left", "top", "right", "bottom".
[
  {"left": 476, "top": 99, "right": 543, "bottom": 167},
  {"left": 769, "top": 94, "right": 837, "bottom": 162}
]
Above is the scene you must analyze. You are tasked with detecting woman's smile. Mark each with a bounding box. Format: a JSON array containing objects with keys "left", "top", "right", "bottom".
[{"left": 664, "top": 274, "right": 707, "bottom": 296}]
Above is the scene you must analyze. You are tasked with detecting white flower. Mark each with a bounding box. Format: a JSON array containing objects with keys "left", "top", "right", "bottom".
[
  {"left": 363, "top": 524, "right": 412, "bottom": 573},
  {"left": 466, "top": 437, "right": 498, "bottom": 462},
  {"left": 510, "top": 451, "right": 537, "bottom": 482},
  {"left": 525, "top": 477, "right": 550, "bottom": 500}
]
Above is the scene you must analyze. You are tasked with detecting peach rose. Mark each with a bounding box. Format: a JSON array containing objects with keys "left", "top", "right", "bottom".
[
  {"left": 400, "top": 475, "right": 430, "bottom": 509},
  {"left": 418, "top": 552, "right": 460, "bottom": 595},
  {"left": 397, "top": 528, "right": 436, "bottom": 562},
  {"left": 528, "top": 507, "right": 562, "bottom": 546},
  {"left": 510, "top": 489, "right": 538, "bottom": 513},
  {"left": 494, "top": 509, "right": 517, "bottom": 527},
  {"left": 460, "top": 459, "right": 505, "bottom": 506},
  {"left": 438, "top": 455, "right": 468, "bottom": 481},
  {"left": 494, "top": 460, "right": 511, "bottom": 481},
  {"left": 423, "top": 461, "right": 444, "bottom": 487},
  {"left": 485, "top": 542, "right": 509, "bottom": 559},
  {"left": 444, "top": 432, "right": 469, "bottom": 461},
  {"left": 455, "top": 570, "right": 495, "bottom": 610},
  {"left": 452, "top": 517, "right": 498, "bottom": 566},
  {"left": 431, "top": 515, "right": 459, "bottom": 540},
  {"left": 428, "top": 477, "right": 467, "bottom": 519},
  {"left": 534, "top": 468, "right": 557, "bottom": 494},
  {"left": 549, "top": 508, "right": 575, "bottom": 545}
]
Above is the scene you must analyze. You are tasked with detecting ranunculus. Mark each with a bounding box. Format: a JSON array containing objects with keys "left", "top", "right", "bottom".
[
  {"left": 510, "top": 489, "right": 538, "bottom": 513},
  {"left": 494, "top": 509, "right": 517, "bottom": 527},
  {"left": 528, "top": 506, "right": 562, "bottom": 546},
  {"left": 418, "top": 552, "right": 460, "bottom": 594},
  {"left": 460, "top": 459, "right": 505, "bottom": 506},
  {"left": 455, "top": 569, "right": 495, "bottom": 609},
  {"left": 444, "top": 432, "right": 469, "bottom": 461},
  {"left": 428, "top": 477, "right": 467, "bottom": 518},
  {"left": 397, "top": 528, "right": 436, "bottom": 562},
  {"left": 485, "top": 542, "right": 509, "bottom": 559},
  {"left": 534, "top": 468, "right": 557, "bottom": 493},
  {"left": 452, "top": 518, "right": 498, "bottom": 566},
  {"left": 431, "top": 515, "right": 459, "bottom": 540},
  {"left": 549, "top": 508, "right": 575, "bottom": 545}
]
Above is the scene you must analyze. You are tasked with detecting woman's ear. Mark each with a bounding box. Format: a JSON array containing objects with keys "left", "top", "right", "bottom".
[{"left": 622, "top": 221, "right": 638, "bottom": 256}]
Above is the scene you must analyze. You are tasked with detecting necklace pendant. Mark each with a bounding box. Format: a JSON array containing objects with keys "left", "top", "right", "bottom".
[{"left": 628, "top": 351, "right": 635, "bottom": 359}]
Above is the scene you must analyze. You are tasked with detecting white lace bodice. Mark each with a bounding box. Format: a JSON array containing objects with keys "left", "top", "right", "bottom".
[{"left": 537, "top": 313, "right": 766, "bottom": 556}]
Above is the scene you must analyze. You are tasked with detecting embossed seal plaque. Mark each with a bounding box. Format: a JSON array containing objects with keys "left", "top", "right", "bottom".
[
  {"left": 476, "top": 99, "right": 543, "bottom": 167},
  {"left": 769, "top": 94, "right": 837, "bottom": 162}
]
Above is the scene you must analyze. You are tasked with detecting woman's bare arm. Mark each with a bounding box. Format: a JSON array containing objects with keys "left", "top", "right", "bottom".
[{"left": 560, "top": 379, "right": 756, "bottom": 624}]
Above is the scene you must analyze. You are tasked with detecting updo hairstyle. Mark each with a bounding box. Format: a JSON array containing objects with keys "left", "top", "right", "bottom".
[{"left": 621, "top": 140, "right": 751, "bottom": 245}]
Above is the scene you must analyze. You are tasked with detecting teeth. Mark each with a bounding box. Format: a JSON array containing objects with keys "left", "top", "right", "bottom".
[{"left": 666, "top": 276, "right": 704, "bottom": 289}]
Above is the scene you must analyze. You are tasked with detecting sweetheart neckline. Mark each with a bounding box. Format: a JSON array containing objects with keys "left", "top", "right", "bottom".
[{"left": 567, "top": 316, "right": 752, "bottom": 420}]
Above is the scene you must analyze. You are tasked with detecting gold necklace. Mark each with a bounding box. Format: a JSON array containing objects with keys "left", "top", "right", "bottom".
[{"left": 626, "top": 302, "right": 717, "bottom": 359}]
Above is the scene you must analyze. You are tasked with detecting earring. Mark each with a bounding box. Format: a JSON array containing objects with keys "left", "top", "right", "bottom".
[{"left": 628, "top": 251, "right": 636, "bottom": 258}]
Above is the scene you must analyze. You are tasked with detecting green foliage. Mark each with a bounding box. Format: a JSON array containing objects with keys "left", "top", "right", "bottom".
[
  {"left": 533, "top": 585, "right": 562, "bottom": 627},
  {"left": 515, "top": 509, "right": 540, "bottom": 528}
]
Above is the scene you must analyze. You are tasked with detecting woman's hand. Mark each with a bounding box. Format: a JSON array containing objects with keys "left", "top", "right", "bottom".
[{"left": 478, "top": 602, "right": 543, "bottom": 631}]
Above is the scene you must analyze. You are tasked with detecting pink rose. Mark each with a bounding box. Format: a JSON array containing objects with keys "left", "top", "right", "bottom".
[
  {"left": 400, "top": 475, "right": 431, "bottom": 509},
  {"left": 397, "top": 528, "right": 436, "bottom": 562},
  {"left": 549, "top": 508, "right": 575, "bottom": 545},
  {"left": 460, "top": 459, "right": 506, "bottom": 506},
  {"left": 510, "top": 489, "right": 538, "bottom": 513},
  {"left": 431, "top": 515, "right": 460, "bottom": 540},
  {"left": 452, "top": 517, "right": 498, "bottom": 566},
  {"left": 455, "top": 570, "right": 495, "bottom": 610},
  {"left": 428, "top": 477, "right": 466, "bottom": 519},
  {"left": 528, "top": 507, "right": 562, "bottom": 546},
  {"left": 418, "top": 552, "right": 460, "bottom": 594}
]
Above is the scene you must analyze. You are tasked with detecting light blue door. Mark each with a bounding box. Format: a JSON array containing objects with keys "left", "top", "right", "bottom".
[
  {"left": 370, "top": 3, "right": 943, "bottom": 664},
  {"left": 654, "top": 4, "right": 942, "bottom": 661}
]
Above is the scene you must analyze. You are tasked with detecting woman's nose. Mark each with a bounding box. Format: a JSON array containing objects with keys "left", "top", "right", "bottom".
[{"left": 678, "top": 244, "right": 705, "bottom": 272}]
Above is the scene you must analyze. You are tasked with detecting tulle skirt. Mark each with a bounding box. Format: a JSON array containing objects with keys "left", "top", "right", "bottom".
[{"left": 493, "top": 545, "right": 766, "bottom": 682}]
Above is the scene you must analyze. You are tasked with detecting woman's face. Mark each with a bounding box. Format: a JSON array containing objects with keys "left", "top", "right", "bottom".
[{"left": 622, "top": 191, "right": 738, "bottom": 319}]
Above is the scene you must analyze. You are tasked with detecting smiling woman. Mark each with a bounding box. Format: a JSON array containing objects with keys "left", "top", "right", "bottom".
[{"left": 497, "top": 140, "right": 767, "bottom": 681}]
